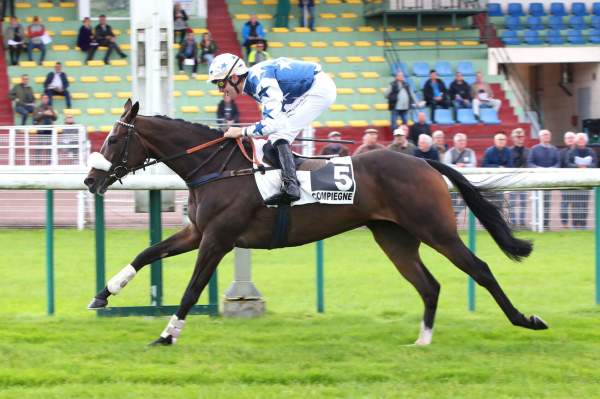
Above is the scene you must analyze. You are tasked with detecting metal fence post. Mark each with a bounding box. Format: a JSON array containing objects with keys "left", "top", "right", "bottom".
[
  {"left": 46, "top": 189, "right": 54, "bottom": 315},
  {"left": 316, "top": 240, "right": 324, "bottom": 313},
  {"left": 149, "top": 190, "right": 163, "bottom": 306},
  {"left": 467, "top": 209, "right": 476, "bottom": 312},
  {"left": 208, "top": 272, "right": 218, "bottom": 316},
  {"left": 94, "top": 194, "right": 105, "bottom": 294},
  {"left": 595, "top": 187, "right": 600, "bottom": 305}
]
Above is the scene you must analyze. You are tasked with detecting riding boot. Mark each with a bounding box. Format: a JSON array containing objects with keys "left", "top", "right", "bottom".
[{"left": 264, "top": 140, "right": 301, "bottom": 206}]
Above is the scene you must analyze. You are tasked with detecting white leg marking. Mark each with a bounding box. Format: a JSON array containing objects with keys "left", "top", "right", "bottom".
[
  {"left": 414, "top": 321, "right": 433, "bottom": 346},
  {"left": 160, "top": 315, "right": 185, "bottom": 344},
  {"left": 107, "top": 264, "right": 136, "bottom": 295}
]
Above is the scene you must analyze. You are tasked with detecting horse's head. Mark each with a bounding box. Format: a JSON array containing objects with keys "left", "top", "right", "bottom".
[{"left": 84, "top": 99, "right": 146, "bottom": 194}]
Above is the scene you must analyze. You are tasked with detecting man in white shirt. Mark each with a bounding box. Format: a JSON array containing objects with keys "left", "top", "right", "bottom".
[{"left": 43, "top": 62, "right": 72, "bottom": 108}]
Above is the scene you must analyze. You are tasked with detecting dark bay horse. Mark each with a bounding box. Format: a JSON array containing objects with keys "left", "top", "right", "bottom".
[{"left": 84, "top": 100, "right": 547, "bottom": 346}]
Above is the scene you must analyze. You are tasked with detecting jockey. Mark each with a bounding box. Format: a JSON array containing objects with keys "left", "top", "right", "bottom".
[{"left": 208, "top": 53, "right": 336, "bottom": 205}]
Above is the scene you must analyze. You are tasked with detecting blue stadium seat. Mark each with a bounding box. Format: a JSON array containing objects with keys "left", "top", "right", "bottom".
[
  {"left": 507, "top": 3, "right": 526, "bottom": 16},
  {"left": 442, "top": 76, "right": 453, "bottom": 88},
  {"left": 456, "top": 109, "right": 478, "bottom": 125},
  {"left": 464, "top": 75, "right": 476, "bottom": 85},
  {"left": 548, "top": 15, "right": 566, "bottom": 29},
  {"left": 391, "top": 62, "right": 409, "bottom": 76},
  {"left": 550, "top": 2, "right": 568, "bottom": 16},
  {"left": 524, "top": 29, "right": 544, "bottom": 44},
  {"left": 593, "top": 2, "right": 600, "bottom": 16},
  {"left": 412, "top": 62, "right": 430, "bottom": 77},
  {"left": 591, "top": 15, "right": 600, "bottom": 29},
  {"left": 500, "top": 30, "right": 521, "bottom": 44},
  {"left": 456, "top": 61, "right": 475, "bottom": 76},
  {"left": 528, "top": 2, "right": 546, "bottom": 16},
  {"left": 527, "top": 16, "right": 545, "bottom": 30},
  {"left": 487, "top": 3, "right": 503, "bottom": 16},
  {"left": 434, "top": 109, "right": 455, "bottom": 124},
  {"left": 505, "top": 16, "right": 523, "bottom": 30},
  {"left": 589, "top": 28, "right": 600, "bottom": 43},
  {"left": 480, "top": 108, "right": 501, "bottom": 124},
  {"left": 546, "top": 29, "right": 565, "bottom": 44},
  {"left": 569, "top": 15, "right": 587, "bottom": 29},
  {"left": 571, "top": 2, "right": 588, "bottom": 16},
  {"left": 567, "top": 29, "right": 586, "bottom": 44},
  {"left": 435, "top": 61, "right": 453, "bottom": 77}
]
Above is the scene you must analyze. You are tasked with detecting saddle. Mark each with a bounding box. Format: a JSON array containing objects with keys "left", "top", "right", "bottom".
[{"left": 260, "top": 141, "right": 330, "bottom": 172}]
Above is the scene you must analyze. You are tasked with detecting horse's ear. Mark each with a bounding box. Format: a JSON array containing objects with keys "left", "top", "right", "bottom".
[
  {"left": 130, "top": 101, "right": 140, "bottom": 119},
  {"left": 123, "top": 98, "right": 132, "bottom": 112}
]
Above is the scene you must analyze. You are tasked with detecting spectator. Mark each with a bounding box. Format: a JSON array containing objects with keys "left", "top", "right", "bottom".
[
  {"left": 5, "top": 16, "right": 26, "bottom": 66},
  {"left": 242, "top": 14, "right": 266, "bottom": 57},
  {"left": 88, "top": 15, "right": 127, "bottom": 64},
  {"left": 60, "top": 114, "right": 79, "bottom": 159},
  {"left": 388, "top": 125, "right": 415, "bottom": 155},
  {"left": 27, "top": 16, "right": 46, "bottom": 65},
  {"left": 509, "top": 128, "right": 529, "bottom": 227},
  {"left": 8, "top": 74, "right": 35, "bottom": 125},
  {"left": 353, "top": 128, "right": 385, "bottom": 155},
  {"left": 528, "top": 129, "right": 560, "bottom": 229},
  {"left": 33, "top": 93, "right": 57, "bottom": 125},
  {"left": 44, "top": 62, "right": 72, "bottom": 109},
  {"left": 177, "top": 31, "right": 198, "bottom": 76},
  {"left": 408, "top": 111, "right": 431, "bottom": 145},
  {"left": 217, "top": 96, "right": 240, "bottom": 127},
  {"left": 248, "top": 40, "right": 271, "bottom": 66},
  {"left": 77, "top": 17, "right": 97, "bottom": 55},
  {"left": 384, "top": 71, "right": 416, "bottom": 131},
  {"left": 567, "top": 133, "right": 598, "bottom": 228},
  {"left": 199, "top": 32, "right": 217, "bottom": 67},
  {"left": 173, "top": 2, "right": 189, "bottom": 44},
  {"left": 320, "top": 131, "right": 349, "bottom": 156},
  {"left": 560, "top": 131, "right": 577, "bottom": 227},
  {"left": 444, "top": 132, "right": 476, "bottom": 216},
  {"left": 449, "top": 71, "right": 472, "bottom": 110},
  {"left": 413, "top": 134, "right": 439, "bottom": 161},
  {"left": 1, "top": 0, "right": 15, "bottom": 20},
  {"left": 432, "top": 130, "right": 447, "bottom": 157},
  {"left": 299, "top": 0, "right": 315, "bottom": 31},
  {"left": 423, "top": 69, "right": 450, "bottom": 123},
  {"left": 471, "top": 71, "right": 502, "bottom": 122},
  {"left": 482, "top": 133, "right": 513, "bottom": 167}
]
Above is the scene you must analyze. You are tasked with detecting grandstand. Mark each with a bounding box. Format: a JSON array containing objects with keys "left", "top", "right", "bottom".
[{"left": 1, "top": 0, "right": 599, "bottom": 157}]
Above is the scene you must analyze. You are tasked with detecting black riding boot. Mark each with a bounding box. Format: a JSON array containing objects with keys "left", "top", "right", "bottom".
[{"left": 264, "top": 140, "right": 301, "bottom": 206}]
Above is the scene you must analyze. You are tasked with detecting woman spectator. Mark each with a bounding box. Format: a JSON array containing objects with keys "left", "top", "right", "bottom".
[
  {"left": 4, "top": 16, "right": 26, "bottom": 66},
  {"left": 199, "top": 32, "right": 217, "bottom": 67},
  {"left": 173, "top": 2, "right": 188, "bottom": 44},
  {"left": 77, "top": 17, "right": 97, "bottom": 55}
]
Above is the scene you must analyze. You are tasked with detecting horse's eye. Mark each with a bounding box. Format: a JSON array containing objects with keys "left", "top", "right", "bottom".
[{"left": 108, "top": 136, "right": 118, "bottom": 145}]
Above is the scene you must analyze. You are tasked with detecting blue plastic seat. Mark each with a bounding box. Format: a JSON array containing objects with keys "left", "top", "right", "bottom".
[
  {"left": 567, "top": 29, "right": 586, "bottom": 44},
  {"left": 524, "top": 29, "right": 543, "bottom": 44},
  {"left": 500, "top": 30, "right": 521, "bottom": 44},
  {"left": 456, "top": 109, "right": 478, "bottom": 125},
  {"left": 546, "top": 29, "right": 565, "bottom": 44},
  {"left": 434, "top": 109, "right": 454, "bottom": 125},
  {"left": 505, "top": 16, "right": 523, "bottom": 30},
  {"left": 507, "top": 3, "right": 525, "bottom": 16},
  {"left": 456, "top": 61, "right": 475, "bottom": 76},
  {"left": 550, "top": 2, "right": 568, "bottom": 16},
  {"left": 391, "top": 62, "right": 409, "bottom": 76},
  {"left": 464, "top": 75, "right": 476, "bottom": 85},
  {"left": 548, "top": 15, "right": 566, "bottom": 29},
  {"left": 528, "top": 2, "right": 546, "bottom": 16},
  {"left": 487, "top": 3, "right": 503, "bottom": 16},
  {"left": 589, "top": 28, "right": 600, "bottom": 43},
  {"left": 591, "top": 15, "right": 600, "bottom": 29},
  {"left": 571, "top": 2, "right": 588, "bottom": 16},
  {"left": 593, "top": 2, "right": 600, "bottom": 16},
  {"left": 412, "top": 62, "right": 430, "bottom": 77},
  {"left": 569, "top": 15, "right": 587, "bottom": 29},
  {"left": 480, "top": 108, "right": 501, "bottom": 124},
  {"left": 527, "top": 16, "right": 545, "bottom": 30},
  {"left": 435, "top": 61, "right": 453, "bottom": 77}
]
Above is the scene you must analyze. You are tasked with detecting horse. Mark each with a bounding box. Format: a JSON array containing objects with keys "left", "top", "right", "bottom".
[{"left": 84, "top": 99, "right": 548, "bottom": 346}]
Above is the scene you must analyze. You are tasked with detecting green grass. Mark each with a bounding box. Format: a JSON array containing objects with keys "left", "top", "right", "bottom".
[{"left": 1, "top": 228, "right": 599, "bottom": 398}]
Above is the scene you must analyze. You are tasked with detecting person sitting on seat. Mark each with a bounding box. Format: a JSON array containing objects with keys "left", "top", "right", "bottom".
[
  {"left": 388, "top": 125, "right": 415, "bottom": 155},
  {"left": 5, "top": 16, "right": 26, "bottom": 66},
  {"left": 248, "top": 40, "right": 271, "bottom": 66},
  {"left": 8, "top": 74, "right": 35, "bottom": 125},
  {"left": 471, "top": 71, "right": 502, "bottom": 122},
  {"left": 199, "top": 32, "right": 217, "bottom": 67},
  {"left": 177, "top": 31, "right": 198, "bottom": 77},
  {"left": 209, "top": 54, "right": 336, "bottom": 205},
  {"left": 216, "top": 95, "right": 240, "bottom": 128},
  {"left": 44, "top": 61, "right": 72, "bottom": 109},
  {"left": 87, "top": 14, "right": 127, "bottom": 64},
  {"left": 26, "top": 16, "right": 46, "bottom": 65},
  {"left": 242, "top": 14, "right": 266, "bottom": 58},
  {"left": 449, "top": 71, "right": 472, "bottom": 109},
  {"left": 77, "top": 17, "right": 97, "bottom": 56},
  {"left": 423, "top": 69, "right": 450, "bottom": 123}
]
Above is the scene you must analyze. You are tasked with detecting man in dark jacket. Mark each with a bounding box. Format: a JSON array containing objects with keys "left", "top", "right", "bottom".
[
  {"left": 449, "top": 71, "right": 472, "bottom": 109},
  {"left": 87, "top": 14, "right": 126, "bottom": 64},
  {"left": 423, "top": 69, "right": 449, "bottom": 123},
  {"left": 528, "top": 129, "right": 560, "bottom": 229},
  {"left": 482, "top": 133, "right": 513, "bottom": 167},
  {"left": 8, "top": 74, "right": 35, "bottom": 125},
  {"left": 44, "top": 62, "right": 72, "bottom": 108},
  {"left": 177, "top": 31, "right": 198, "bottom": 76},
  {"left": 384, "top": 71, "right": 415, "bottom": 131},
  {"left": 413, "top": 134, "right": 439, "bottom": 161},
  {"left": 408, "top": 111, "right": 431, "bottom": 145},
  {"left": 216, "top": 96, "right": 240, "bottom": 127},
  {"left": 509, "top": 128, "right": 530, "bottom": 227},
  {"left": 320, "top": 131, "right": 349, "bottom": 156},
  {"left": 242, "top": 14, "right": 267, "bottom": 57}
]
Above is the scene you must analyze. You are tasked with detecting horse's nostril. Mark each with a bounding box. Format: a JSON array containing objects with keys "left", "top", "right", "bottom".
[{"left": 84, "top": 177, "right": 95, "bottom": 187}]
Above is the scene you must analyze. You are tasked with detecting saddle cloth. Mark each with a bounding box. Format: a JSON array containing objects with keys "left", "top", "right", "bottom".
[{"left": 252, "top": 138, "right": 357, "bottom": 206}]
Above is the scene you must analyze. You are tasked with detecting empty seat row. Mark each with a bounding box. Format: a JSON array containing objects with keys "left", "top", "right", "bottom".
[
  {"left": 504, "top": 15, "right": 600, "bottom": 30},
  {"left": 501, "top": 29, "right": 600, "bottom": 45},
  {"left": 266, "top": 26, "right": 463, "bottom": 33},
  {"left": 267, "top": 39, "right": 480, "bottom": 49},
  {"left": 234, "top": 12, "right": 359, "bottom": 20},
  {"left": 13, "top": 1, "right": 75, "bottom": 8},
  {"left": 489, "top": 2, "right": 600, "bottom": 17},
  {"left": 391, "top": 61, "right": 476, "bottom": 78}
]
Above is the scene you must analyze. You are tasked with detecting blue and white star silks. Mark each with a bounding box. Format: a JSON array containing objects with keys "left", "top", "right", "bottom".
[{"left": 243, "top": 57, "right": 320, "bottom": 137}]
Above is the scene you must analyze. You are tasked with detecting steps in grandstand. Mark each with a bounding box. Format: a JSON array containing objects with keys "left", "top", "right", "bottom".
[{"left": 0, "top": 37, "right": 14, "bottom": 125}]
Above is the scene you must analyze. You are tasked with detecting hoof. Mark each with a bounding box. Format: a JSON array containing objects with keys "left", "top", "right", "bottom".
[
  {"left": 414, "top": 338, "right": 432, "bottom": 346},
  {"left": 149, "top": 335, "right": 173, "bottom": 346},
  {"left": 529, "top": 314, "right": 549, "bottom": 330},
  {"left": 87, "top": 297, "right": 108, "bottom": 310}
]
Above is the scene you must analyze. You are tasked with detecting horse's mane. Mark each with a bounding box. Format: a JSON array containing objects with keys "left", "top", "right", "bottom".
[{"left": 150, "top": 115, "right": 223, "bottom": 139}]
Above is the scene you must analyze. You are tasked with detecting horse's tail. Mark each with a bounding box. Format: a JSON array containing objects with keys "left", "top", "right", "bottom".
[{"left": 425, "top": 159, "right": 532, "bottom": 262}]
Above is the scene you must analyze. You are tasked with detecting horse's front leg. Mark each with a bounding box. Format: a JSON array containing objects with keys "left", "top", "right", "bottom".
[
  {"left": 150, "top": 233, "right": 233, "bottom": 345},
  {"left": 88, "top": 223, "right": 202, "bottom": 309}
]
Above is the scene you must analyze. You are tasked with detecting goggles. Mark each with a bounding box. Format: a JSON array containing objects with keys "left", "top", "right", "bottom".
[{"left": 211, "top": 57, "right": 240, "bottom": 88}]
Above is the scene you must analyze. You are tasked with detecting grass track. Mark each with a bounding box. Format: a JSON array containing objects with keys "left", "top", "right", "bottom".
[{"left": 1, "top": 228, "right": 599, "bottom": 398}]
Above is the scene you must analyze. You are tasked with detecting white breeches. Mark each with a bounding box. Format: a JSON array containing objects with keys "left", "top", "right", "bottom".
[
  {"left": 472, "top": 98, "right": 502, "bottom": 115},
  {"left": 268, "top": 71, "right": 337, "bottom": 144}
]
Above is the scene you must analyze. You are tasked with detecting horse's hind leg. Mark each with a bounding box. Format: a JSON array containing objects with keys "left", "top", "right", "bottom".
[
  {"left": 87, "top": 223, "right": 202, "bottom": 309},
  {"left": 368, "top": 221, "right": 441, "bottom": 345}
]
